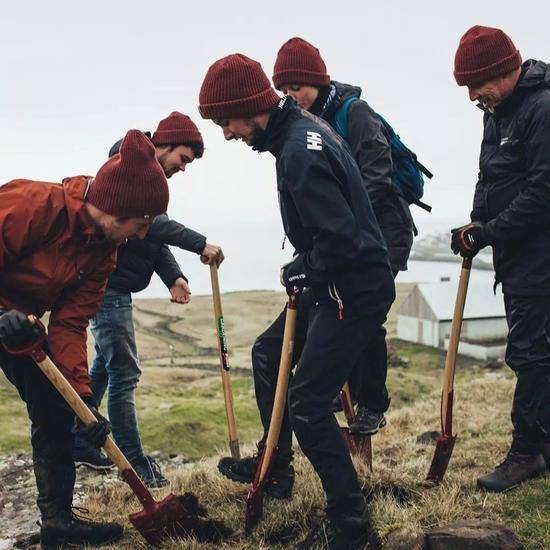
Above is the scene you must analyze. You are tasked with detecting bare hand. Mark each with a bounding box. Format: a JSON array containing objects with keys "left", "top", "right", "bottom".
[
  {"left": 200, "top": 243, "right": 224, "bottom": 267},
  {"left": 169, "top": 277, "right": 191, "bottom": 304}
]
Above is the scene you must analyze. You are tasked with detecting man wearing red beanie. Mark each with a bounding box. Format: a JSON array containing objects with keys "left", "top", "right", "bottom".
[
  {"left": 0, "top": 130, "right": 168, "bottom": 548},
  {"left": 200, "top": 53, "right": 395, "bottom": 549},
  {"left": 451, "top": 25, "right": 550, "bottom": 492},
  {"left": 74, "top": 112, "right": 224, "bottom": 487},
  {"left": 271, "top": 36, "right": 416, "bottom": 436}
]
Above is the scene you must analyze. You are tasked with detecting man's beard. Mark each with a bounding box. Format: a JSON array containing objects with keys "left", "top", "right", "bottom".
[{"left": 250, "top": 121, "right": 266, "bottom": 148}]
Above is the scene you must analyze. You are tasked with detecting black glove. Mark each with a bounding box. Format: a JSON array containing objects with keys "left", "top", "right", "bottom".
[
  {"left": 0, "top": 310, "right": 41, "bottom": 348},
  {"left": 450, "top": 222, "right": 488, "bottom": 257},
  {"left": 73, "top": 396, "right": 111, "bottom": 448}
]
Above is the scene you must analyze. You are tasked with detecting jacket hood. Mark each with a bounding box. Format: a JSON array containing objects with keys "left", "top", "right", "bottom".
[
  {"left": 518, "top": 59, "right": 550, "bottom": 90},
  {"left": 330, "top": 81, "right": 362, "bottom": 110}
]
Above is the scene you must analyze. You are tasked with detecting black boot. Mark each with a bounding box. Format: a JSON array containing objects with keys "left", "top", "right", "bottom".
[
  {"left": 477, "top": 451, "right": 546, "bottom": 492},
  {"left": 218, "top": 446, "right": 294, "bottom": 499},
  {"left": 543, "top": 441, "right": 550, "bottom": 469},
  {"left": 40, "top": 508, "right": 123, "bottom": 549}
]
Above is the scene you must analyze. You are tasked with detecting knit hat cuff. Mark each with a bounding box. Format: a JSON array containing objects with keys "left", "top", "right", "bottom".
[
  {"left": 273, "top": 69, "right": 330, "bottom": 90},
  {"left": 199, "top": 87, "right": 280, "bottom": 119},
  {"left": 151, "top": 128, "right": 203, "bottom": 146},
  {"left": 454, "top": 49, "right": 522, "bottom": 86}
]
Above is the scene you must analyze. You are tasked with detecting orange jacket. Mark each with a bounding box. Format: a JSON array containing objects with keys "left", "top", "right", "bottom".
[{"left": 0, "top": 176, "right": 117, "bottom": 396}]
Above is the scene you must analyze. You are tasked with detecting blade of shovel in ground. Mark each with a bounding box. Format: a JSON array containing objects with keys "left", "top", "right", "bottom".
[
  {"left": 426, "top": 257, "right": 472, "bottom": 484},
  {"left": 210, "top": 264, "right": 240, "bottom": 459},
  {"left": 340, "top": 382, "right": 373, "bottom": 471},
  {"left": 245, "top": 287, "right": 301, "bottom": 533},
  {"left": 13, "top": 319, "right": 230, "bottom": 546}
]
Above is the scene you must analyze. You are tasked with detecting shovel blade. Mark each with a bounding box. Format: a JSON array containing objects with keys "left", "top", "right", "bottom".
[
  {"left": 341, "top": 428, "right": 373, "bottom": 471},
  {"left": 245, "top": 483, "right": 265, "bottom": 534},
  {"left": 129, "top": 493, "right": 204, "bottom": 545},
  {"left": 426, "top": 432, "right": 457, "bottom": 484}
]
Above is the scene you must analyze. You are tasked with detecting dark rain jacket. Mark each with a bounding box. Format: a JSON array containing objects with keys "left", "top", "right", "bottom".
[
  {"left": 256, "top": 96, "right": 395, "bottom": 316},
  {"left": 321, "top": 82, "right": 414, "bottom": 272},
  {"left": 471, "top": 59, "right": 550, "bottom": 296},
  {"left": 106, "top": 135, "right": 207, "bottom": 293},
  {"left": 107, "top": 214, "right": 206, "bottom": 293}
]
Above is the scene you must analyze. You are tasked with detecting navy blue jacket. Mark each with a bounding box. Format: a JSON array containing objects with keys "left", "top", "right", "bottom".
[{"left": 256, "top": 97, "right": 394, "bottom": 315}]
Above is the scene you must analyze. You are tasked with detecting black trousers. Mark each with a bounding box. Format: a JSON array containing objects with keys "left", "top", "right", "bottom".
[
  {"left": 0, "top": 348, "right": 75, "bottom": 519},
  {"left": 252, "top": 290, "right": 387, "bottom": 517},
  {"left": 504, "top": 294, "right": 550, "bottom": 455}
]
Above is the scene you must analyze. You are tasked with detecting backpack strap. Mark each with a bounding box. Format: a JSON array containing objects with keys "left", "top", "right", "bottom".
[{"left": 334, "top": 96, "right": 359, "bottom": 139}]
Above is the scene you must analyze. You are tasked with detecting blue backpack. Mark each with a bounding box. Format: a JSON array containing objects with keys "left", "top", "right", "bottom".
[{"left": 334, "top": 96, "right": 433, "bottom": 212}]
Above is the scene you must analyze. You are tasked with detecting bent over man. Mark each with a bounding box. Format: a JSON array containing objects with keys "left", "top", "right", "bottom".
[
  {"left": 199, "top": 54, "right": 395, "bottom": 549},
  {"left": 0, "top": 130, "right": 169, "bottom": 548},
  {"left": 452, "top": 25, "right": 550, "bottom": 492}
]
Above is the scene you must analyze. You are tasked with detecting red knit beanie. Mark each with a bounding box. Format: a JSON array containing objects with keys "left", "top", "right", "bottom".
[
  {"left": 454, "top": 25, "right": 522, "bottom": 87},
  {"left": 151, "top": 112, "right": 203, "bottom": 147},
  {"left": 87, "top": 130, "right": 169, "bottom": 218},
  {"left": 199, "top": 54, "right": 280, "bottom": 120},
  {"left": 273, "top": 37, "right": 330, "bottom": 90}
]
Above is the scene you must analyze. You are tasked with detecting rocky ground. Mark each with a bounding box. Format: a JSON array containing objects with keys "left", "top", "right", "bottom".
[{"left": 0, "top": 453, "right": 190, "bottom": 549}]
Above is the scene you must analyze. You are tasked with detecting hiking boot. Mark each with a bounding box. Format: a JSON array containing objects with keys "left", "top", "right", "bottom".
[
  {"left": 543, "top": 441, "right": 550, "bottom": 469},
  {"left": 349, "top": 408, "right": 386, "bottom": 436},
  {"left": 218, "top": 451, "right": 294, "bottom": 499},
  {"left": 477, "top": 451, "right": 546, "bottom": 492},
  {"left": 295, "top": 512, "right": 370, "bottom": 550},
  {"left": 73, "top": 446, "right": 115, "bottom": 473},
  {"left": 40, "top": 507, "right": 123, "bottom": 549},
  {"left": 133, "top": 455, "right": 169, "bottom": 488}
]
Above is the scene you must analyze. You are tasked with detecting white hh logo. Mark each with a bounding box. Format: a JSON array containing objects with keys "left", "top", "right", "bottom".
[{"left": 306, "top": 131, "right": 322, "bottom": 151}]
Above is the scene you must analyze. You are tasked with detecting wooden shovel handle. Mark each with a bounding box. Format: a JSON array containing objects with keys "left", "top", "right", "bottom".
[
  {"left": 210, "top": 264, "right": 240, "bottom": 458},
  {"left": 258, "top": 292, "right": 299, "bottom": 480},
  {"left": 441, "top": 257, "right": 472, "bottom": 432}
]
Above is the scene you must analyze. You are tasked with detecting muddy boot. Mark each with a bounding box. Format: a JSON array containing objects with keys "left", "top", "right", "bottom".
[
  {"left": 295, "top": 504, "right": 371, "bottom": 550},
  {"left": 543, "top": 441, "right": 550, "bottom": 469},
  {"left": 40, "top": 508, "right": 123, "bottom": 549},
  {"left": 218, "top": 446, "right": 294, "bottom": 499},
  {"left": 477, "top": 451, "right": 546, "bottom": 492},
  {"left": 349, "top": 408, "right": 386, "bottom": 436}
]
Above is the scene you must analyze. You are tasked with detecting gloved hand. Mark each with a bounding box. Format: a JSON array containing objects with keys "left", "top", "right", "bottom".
[
  {"left": 73, "top": 396, "right": 111, "bottom": 448},
  {"left": 450, "top": 222, "right": 488, "bottom": 257},
  {"left": 0, "top": 310, "right": 41, "bottom": 348}
]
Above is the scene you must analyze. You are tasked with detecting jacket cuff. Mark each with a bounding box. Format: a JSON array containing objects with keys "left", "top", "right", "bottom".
[
  {"left": 282, "top": 255, "right": 309, "bottom": 287},
  {"left": 165, "top": 273, "right": 188, "bottom": 289}
]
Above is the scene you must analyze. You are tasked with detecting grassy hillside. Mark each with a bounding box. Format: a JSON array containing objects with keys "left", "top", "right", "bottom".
[{"left": 0, "top": 285, "right": 548, "bottom": 548}]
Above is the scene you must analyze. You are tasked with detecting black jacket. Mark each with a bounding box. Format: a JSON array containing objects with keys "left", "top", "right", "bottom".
[
  {"left": 320, "top": 82, "right": 414, "bottom": 272},
  {"left": 471, "top": 59, "right": 550, "bottom": 296},
  {"left": 107, "top": 214, "right": 206, "bottom": 293},
  {"left": 256, "top": 97, "right": 395, "bottom": 315}
]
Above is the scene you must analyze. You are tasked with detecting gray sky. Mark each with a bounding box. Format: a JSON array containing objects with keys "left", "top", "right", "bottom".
[{"left": 2, "top": 0, "right": 549, "bottom": 297}]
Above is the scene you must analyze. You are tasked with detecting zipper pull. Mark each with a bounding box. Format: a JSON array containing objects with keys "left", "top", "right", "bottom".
[
  {"left": 337, "top": 299, "right": 344, "bottom": 320},
  {"left": 282, "top": 235, "right": 287, "bottom": 250}
]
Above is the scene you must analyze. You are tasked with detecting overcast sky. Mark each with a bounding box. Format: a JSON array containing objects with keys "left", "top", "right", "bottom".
[{"left": 2, "top": 0, "right": 549, "bottom": 298}]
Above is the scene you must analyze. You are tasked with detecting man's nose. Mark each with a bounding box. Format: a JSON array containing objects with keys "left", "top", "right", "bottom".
[
  {"left": 223, "top": 127, "right": 234, "bottom": 141},
  {"left": 468, "top": 87, "right": 479, "bottom": 102}
]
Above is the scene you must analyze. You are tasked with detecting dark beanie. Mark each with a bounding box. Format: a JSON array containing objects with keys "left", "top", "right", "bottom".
[
  {"left": 199, "top": 53, "right": 280, "bottom": 120},
  {"left": 454, "top": 25, "right": 522, "bottom": 87},
  {"left": 151, "top": 112, "right": 203, "bottom": 147},
  {"left": 273, "top": 37, "right": 330, "bottom": 90},
  {"left": 87, "top": 129, "right": 169, "bottom": 218}
]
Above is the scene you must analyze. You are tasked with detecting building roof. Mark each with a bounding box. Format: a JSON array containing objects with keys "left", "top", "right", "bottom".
[{"left": 399, "top": 281, "right": 505, "bottom": 321}]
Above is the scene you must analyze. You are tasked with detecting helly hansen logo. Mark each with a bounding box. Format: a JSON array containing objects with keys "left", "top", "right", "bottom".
[{"left": 306, "top": 131, "right": 322, "bottom": 151}]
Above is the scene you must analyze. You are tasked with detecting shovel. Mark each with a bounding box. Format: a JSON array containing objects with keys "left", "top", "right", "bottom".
[
  {"left": 340, "top": 382, "right": 373, "bottom": 471},
  {"left": 426, "top": 257, "right": 472, "bottom": 483},
  {"left": 245, "top": 287, "right": 301, "bottom": 533},
  {"left": 9, "top": 318, "right": 229, "bottom": 546},
  {"left": 210, "top": 264, "right": 240, "bottom": 460}
]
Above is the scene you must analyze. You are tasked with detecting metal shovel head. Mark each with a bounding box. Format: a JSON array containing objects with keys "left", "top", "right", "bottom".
[
  {"left": 129, "top": 492, "right": 230, "bottom": 545},
  {"left": 341, "top": 427, "right": 373, "bottom": 469},
  {"left": 426, "top": 432, "right": 457, "bottom": 484},
  {"left": 245, "top": 452, "right": 273, "bottom": 534}
]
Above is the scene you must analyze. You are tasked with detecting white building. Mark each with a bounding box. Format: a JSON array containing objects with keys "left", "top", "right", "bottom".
[{"left": 397, "top": 281, "right": 507, "bottom": 360}]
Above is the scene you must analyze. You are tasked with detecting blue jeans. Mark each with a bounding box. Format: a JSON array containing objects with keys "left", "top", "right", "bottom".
[{"left": 84, "top": 288, "right": 145, "bottom": 465}]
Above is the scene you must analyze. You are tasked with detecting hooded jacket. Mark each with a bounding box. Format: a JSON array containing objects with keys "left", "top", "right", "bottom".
[
  {"left": 471, "top": 59, "right": 550, "bottom": 295},
  {"left": 256, "top": 96, "right": 395, "bottom": 316},
  {"left": 319, "top": 82, "right": 414, "bottom": 272},
  {"left": 0, "top": 177, "right": 117, "bottom": 395}
]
